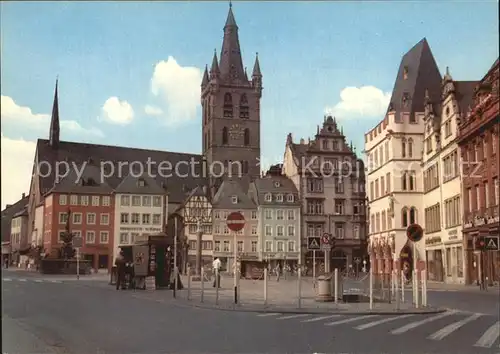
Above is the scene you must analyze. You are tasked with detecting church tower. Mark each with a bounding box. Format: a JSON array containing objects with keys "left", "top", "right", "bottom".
[{"left": 201, "top": 3, "right": 262, "bottom": 185}]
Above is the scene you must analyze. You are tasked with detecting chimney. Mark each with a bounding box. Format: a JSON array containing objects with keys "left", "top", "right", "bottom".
[
  {"left": 22, "top": 193, "right": 26, "bottom": 199},
  {"left": 299, "top": 138, "right": 305, "bottom": 144}
]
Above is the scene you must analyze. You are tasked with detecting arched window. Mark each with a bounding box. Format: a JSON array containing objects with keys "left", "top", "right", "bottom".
[
  {"left": 244, "top": 128, "right": 250, "bottom": 146},
  {"left": 222, "top": 127, "right": 228, "bottom": 145},
  {"left": 409, "top": 172, "right": 415, "bottom": 191},
  {"left": 402, "top": 138, "right": 407, "bottom": 158},
  {"left": 223, "top": 93, "right": 233, "bottom": 118},
  {"left": 402, "top": 172, "right": 407, "bottom": 190},
  {"left": 409, "top": 207, "right": 417, "bottom": 224},
  {"left": 239, "top": 94, "right": 249, "bottom": 119},
  {"left": 408, "top": 138, "right": 413, "bottom": 158},
  {"left": 402, "top": 207, "right": 409, "bottom": 227}
]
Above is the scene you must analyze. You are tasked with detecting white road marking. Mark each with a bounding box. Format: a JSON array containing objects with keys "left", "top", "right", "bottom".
[
  {"left": 276, "top": 314, "right": 310, "bottom": 320},
  {"left": 355, "top": 315, "right": 414, "bottom": 330},
  {"left": 391, "top": 310, "right": 457, "bottom": 335},
  {"left": 18, "top": 278, "right": 27, "bottom": 282},
  {"left": 49, "top": 280, "right": 62, "bottom": 283},
  {"left": 474, "top": 321, "right": 500, "bottom": 349},
  {"left": 3, "top": 278, "right": 12, "bottom": 281},
  {"left": 302, "top": 315, "right": 342, "bottom": 323},
  {"left": 324, "top": 315, "right": 378, "bottom": 326},
  {"left": 428, "top": 313, "right": 482, "bottom": 341},
  {"left": 35, "top": 279, "right": 43, "bottom": 283},
  {"left": 257, "top": 313, "right": 281, "bottom": 317}
]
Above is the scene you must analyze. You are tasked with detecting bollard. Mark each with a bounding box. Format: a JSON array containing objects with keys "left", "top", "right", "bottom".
[
  {"left": 401, "top": 272, "right": 405, "bottom": 303},
  {"left": 369, "top": 269, "right": 373, "bottom": 310},
  {"left": 414, "top": 269, "right": 419, "bottom": 309},
  {"left": 421, "top": 270, "right": 427, "bottom": 307},
  {"left": 395, "top": 271, "right": 400, "bottom": 311},
  {"left": 334, "top": 268, "right": 339, "bottom": 304},
  {"left": 391, "top": 270, "right": 396, "bottom": 298},
  {"left": 173, "top": 266, "right": 177, "bottom": 298},
  {"left": 297, "top": 265, "right": 302, "bottom": 309},
  {"left": 201, "top": 267, "right": 205, "bottom": 303},
  {"left": 187, "top": 267, "right": 192, "bottom": 301},
  {"left": 215, "top": 268, "right": 219, "bottom": 305},
  {"left": 264, "top": 267, "right": 268, "bottom": 306}
]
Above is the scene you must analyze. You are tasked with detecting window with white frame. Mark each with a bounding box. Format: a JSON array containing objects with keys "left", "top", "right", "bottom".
[
  {"left": 223, "top": 241, "right": 230, "bottom": 252},
  {"left": 92, "top": 196, "right": 100, "bottom": 206},
  {"left": 214, "top": 225, "right": 221, "bottom": 234},
  {"left": 223, "top": 225, "right": 229, "bottom": 234},
  {"left": 120, "top": 233, "right": 129, "bottom": 244},
  {"left": 265, "top": 193, "right": 272, "bottom": 202},
  {"left": 72, "top": 230, "right": 82, "bottom": 239},
  {"left": 277, "top": 225, "right": 284, "bottom": 236},
  {"left": 131, "top": 233, "right": 140, "bottom": 244},
  {"left": 214, "top": 241, "right": 221, "bottom": 251},
  {"left": 276, "top": 210, "right": 284, "bottom": 220},
  {"left": 153, "top": 196, "right": 162, "bottom": 207},
  {"left": 86, "top": 231, "right": 96, "bottom": 244},
  {"left": 142, "top": 196, "right": 152, "bottom": 207},
  {"left": 276, "top": 194, "right": 283, "bottom": 202},
  {"left": 277, "top": 241, "right": 284, "bottom": 252},
  {"left": 59, "top": 195, "right": 67, "bottom": 205},
  {"left": 102, "top": 196, "right": 111, "bottom": 206},
  {"left": 265, "top": 225, "right": 272, "bottom": 236},
  {"left": 335, "top": 222, "right": 345, "bottom": 239},
  {"left": 251, "top": 241, "right": 257, "bottom": 252},
  {"left": 265, "top": 209, "right": 273, "bottom": 220},
  {"left": 70, "top": 195, "right": 78, "bottom": 205},
  {"left": 142, "top": 214, "right": 151, "bottom": 224},
  {"left": 265, "top": 241, "right": 272, "bottom": 252},
  {"left": 353, "top": 225, "right": 360, "bottom": 239},
  {"left": 251, "top": 211, "right": 257, "bottom": 220},
  {"left": 100, "top": 213, "right": 109, "bottom": 225},
  {"left": 121, "top": 195, "right": 130, "bottom": 206},
  {"left": 251, "top": 225, "right": 257, "bottom": 235},
  {"left": 287, "top": 194, "right": 294, "bottom": 202},
  {"left": 189, "top": 224, "right": 197, "bottom": 234},
  {"left": 237, "top": 241, "right": 243, "bottom": 252},
  {"left": 231, "top": 195, "right": 238, "bottom": 204},
  {"left": 132, "top": 196, "right": 141, "bottom": 206},
  {"left": 131, "top": 213, "right": 140, "bottom": 224},
  {"left": 494, "top": 178, "right": 499, "bottom": 206},
  {"left": 152, "top": 214, "right": 161, "bottom": 225},
  {"left": 100, "top": 231, "right": 109, "bottom": 244},
  {"left": 86, "top": 213, "right": 96, "bottom": 225},
  {"left": 222, "top": 211, "right": 229, "bottom": 219},
  {"left": 287, "top": 210, "right": 295, "bottom": 220},
  {"left": 120, "top": 213, "right": 129, "bottom": 224},
  {"left": 288, "top": 225, "right": 295, "bottom": 237},
  {"left": 58, "top": 230, "right": 66, "bottom": 243},
  {"left": 288, "top": 241, "right": 295, "bottom": 252},
  {"left": 73, "top": 213, "right": 82, "bottom": 224},
  {"left": 81, "top": 195, "right": 89, "bottom": 206},
  {"left": 214, "top": 211, "right": 221, "bottom": 219}
]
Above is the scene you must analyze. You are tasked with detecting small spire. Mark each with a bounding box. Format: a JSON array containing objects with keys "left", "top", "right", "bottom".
[
  {"left": 202, "top": 65, "right": 209, "bottom": 87},
  {"left": 252, "top": 52, "right": 262, "bottom": 77},
  {"left": 210, "top": 49, "right": 220, "bottom": 75},
  {"left": 244, "top": 66, "right": 249, "bottom": 81},
  {"left": 443, "top": 66, "right": 453, "bottom": 81},
  {"left": 341, "top": 126, "right": 344, "bottom": 135},
  {"left": 49, "top": 78, "right": 60, "bottom": 149},
  {"left": 225, "top": 1, "right": 237, "bottom": 28}
]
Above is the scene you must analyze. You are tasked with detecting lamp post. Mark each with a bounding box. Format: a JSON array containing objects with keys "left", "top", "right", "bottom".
[{"left": 195, "top": 219, "right": 203, "bottom": 278}]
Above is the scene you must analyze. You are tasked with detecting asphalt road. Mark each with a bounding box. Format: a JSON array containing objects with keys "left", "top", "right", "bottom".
[{"left": 2, "top": 271, "right": 499, "bottom": 354}]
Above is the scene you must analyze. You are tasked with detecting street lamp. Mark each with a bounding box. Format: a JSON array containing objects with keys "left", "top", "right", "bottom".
[{"left": 186, "top": 191, "right": 210, "bottom": 280}]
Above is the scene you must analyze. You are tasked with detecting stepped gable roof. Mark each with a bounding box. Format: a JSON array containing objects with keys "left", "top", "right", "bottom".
[
  {"left": 251, "top": 175, "right": 300, "bottom": 206},
  {"left": 1, "top": 196, "right": 29, "bottom": 242},
  {"left": 35, "top": 139, "right": 205, "bottom": 203},
  {"left": 212, "top": 177, "right": 255, "bottom": 209}
]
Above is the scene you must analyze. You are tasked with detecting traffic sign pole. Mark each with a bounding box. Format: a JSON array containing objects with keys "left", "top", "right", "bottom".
[
  {"left": 226, "top": 212, "right": 245, "bottom": 305},
  {"left": 76, "top": 247, "right": 80, "bottom": 280},
  {"left": 313, "top": 250, "right": 316, "bottom": 288}
]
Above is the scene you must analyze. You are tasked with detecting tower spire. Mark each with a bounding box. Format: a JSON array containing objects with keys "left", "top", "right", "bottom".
[
  {"left": 210, "top": 49, "right": 220, "bottom": 76},
  {"left": 49, "top": 78, "right": 60, "bottom": 149},
  {"left": 219, "top": 3, "right": 245, "bottom": 82},
  {"left": 252, "top": 52, "right": 262, "bottom": 78},
  {"left": 202, "top": 65, "right": 209, "bottom": 87}
]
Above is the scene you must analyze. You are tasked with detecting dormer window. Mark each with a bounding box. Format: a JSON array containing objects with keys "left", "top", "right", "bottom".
[
  {"left": 231, "top": 195, "right": 238, "bottom": 204},
  {"left": 265, "top": 193, "right": 272, "bottom": 202},
  {"left": 276, "top": 194, "right": 283, "bottom": 202},
  {"left": 138, "top": 179, "right": 145, "bottom": 187},
  {"left": 287, "top": 194, "right": 294, "bottom": 202},
  {"left": 274, "top": 181, "right": 281, "bottom": 188}
]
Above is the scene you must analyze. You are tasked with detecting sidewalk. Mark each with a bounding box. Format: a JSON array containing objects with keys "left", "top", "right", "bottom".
[
  {"left": 2, "top": 267, "right": 110, "bottom": 281},
  {"left": 150, "top": 275, "right": 444, "bottom": 315},
  {"left": 426, "top": 280, "right": 500, "bottom": 293}
]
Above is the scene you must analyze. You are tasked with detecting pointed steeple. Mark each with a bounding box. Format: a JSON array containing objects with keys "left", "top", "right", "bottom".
[
  {"left": 202, "top": 65, "right": 209, "bottom": 87},
  {"left": 219, "top": 3, "right": 245, "bottom": 82},
  {"left": 244, "top": 67, "right": 249, "bottom": 81},
  {"left": 210, "top": 49, "right": 220, "bottom": 77},
  {"left": 252, "top": 52, "right": 262, "bottom": 78},
  {"left": 49, "top": 78, "right": 60, "bottom": 149},
  {"left": 443, "top": 66, "right": 453, "bottom": 82}
]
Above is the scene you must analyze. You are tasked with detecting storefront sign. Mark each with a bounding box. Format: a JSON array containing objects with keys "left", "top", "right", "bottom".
[
  {"left": 120, "top": 227, "right": 162, "bottom": 233},
  {"left": 425, "top": 236, "right": 442, "bottom": 245}
]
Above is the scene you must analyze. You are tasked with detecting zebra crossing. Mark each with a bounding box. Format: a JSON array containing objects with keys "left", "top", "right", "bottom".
[
  {"left": 256, "top": 310, "right": 500, "bottom": 349},
  {"left": 2, "top": 277, "right": 62, "bottom": 284}
]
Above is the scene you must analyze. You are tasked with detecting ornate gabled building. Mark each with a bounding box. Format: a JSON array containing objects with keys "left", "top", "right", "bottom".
[
  {"left": 364, "top": 38, "right": 442, "bottom": 278},
  {"left": 422, "top": 68, "right": 477, "bottom": 284},
  {"left": 457, "top": 58, "right": 499, "bottom": 285},
  {"left": 283, "top": 116, "right": 367, "bottom": 270},
  {"left": 201, "top": 3, "right": 262, "bottom": 189}
]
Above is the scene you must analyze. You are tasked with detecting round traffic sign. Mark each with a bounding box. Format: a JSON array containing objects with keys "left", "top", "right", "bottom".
[
  {"left": 321, "top": 233, "right": 330, "bottom": 245},
  {"left": 226, "top": 212, "right": 245, "bottom": 232},
  {"left": 406, "top": 223, "right": 423, "bottom": 242}
]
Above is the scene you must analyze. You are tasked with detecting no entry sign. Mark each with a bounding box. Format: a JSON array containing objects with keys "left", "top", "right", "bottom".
[
  {"left": 226, "top": 212, "right": 245, "bottom": 232},
  {"left": 406, "top": 223, "right": 423, "bottom": 243}
]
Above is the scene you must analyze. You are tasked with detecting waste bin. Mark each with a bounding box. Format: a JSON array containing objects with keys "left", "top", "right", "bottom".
[{"left": 316, "top": 274, "right": 333, "bottom": 302}]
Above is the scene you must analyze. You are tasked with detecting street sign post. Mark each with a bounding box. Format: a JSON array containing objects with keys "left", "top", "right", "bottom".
[
  {"left": 485, "top": 236, "right": 499, "bottom": 251},
  {"left": 321, "top": 233, "right": 331, "bottom": 251},
  {"left": 72, "top": 236, "right": 83, "bottom": 280},
  {"left": 406, "top": 224, "right": 423, "bottom": 309},
  {"left": 307, "top": 237, "right": 321, "bottom": 250},
  {"left": 226, "top": 212, "right": 245, "bottom": 305}
]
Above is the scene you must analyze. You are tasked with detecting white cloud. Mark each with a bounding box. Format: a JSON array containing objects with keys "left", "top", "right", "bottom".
[
  {"left": 144, "top": 105, "right": 163, "bottom": 116},
  {"left": 101, "top": 97, "right": 134, "bottom": 125},
  {"left": 325, "top": 86, "right": 391, "bottom": 119},
  {"left": 1, "top": 133, "right": 35, "bottom": 210},
  {"left": 1, "top": 95, "right": 104, "bottom": 137},
  {"left": 150, "top": 56, "right": 202, "bottom": 125}
]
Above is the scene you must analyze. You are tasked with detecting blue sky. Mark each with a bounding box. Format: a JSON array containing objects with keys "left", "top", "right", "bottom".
[{"left": 1, "top": 1, "right": 498, "bottom": 208}]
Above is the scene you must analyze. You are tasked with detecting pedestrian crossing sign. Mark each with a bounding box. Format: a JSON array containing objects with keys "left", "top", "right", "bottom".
[
  {"left": 307, "top": 237, "right": 321, "bottom": 250},
  {"left": 485, "top": 236, "right": 499, "bottom": 250}
]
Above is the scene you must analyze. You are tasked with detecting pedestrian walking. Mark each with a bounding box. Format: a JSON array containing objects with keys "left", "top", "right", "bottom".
[
  {"left": 115, "top": 250, "right": 126, "bottom": 290},
  {"left": 275, "top": 264, "right": 281, "bottom": 282},
  {"left": 212, "top": 257, "right": 221, "bottom": 288}
]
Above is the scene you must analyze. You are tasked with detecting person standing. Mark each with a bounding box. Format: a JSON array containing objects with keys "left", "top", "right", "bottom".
[
  {"left": 212, "top": 257, "right": 221, "bottom": 288},
  {"left": 115, "top": 250, "right": 126, "bottom": 290}
]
